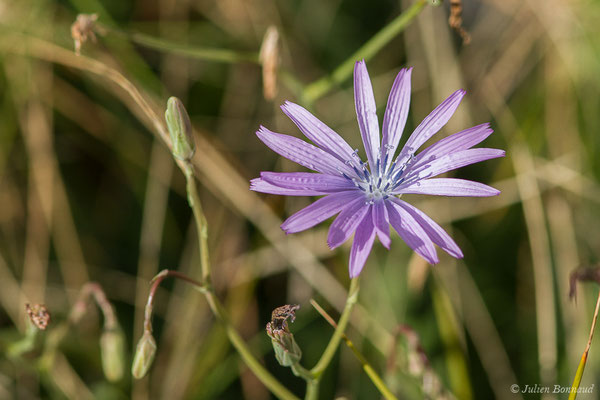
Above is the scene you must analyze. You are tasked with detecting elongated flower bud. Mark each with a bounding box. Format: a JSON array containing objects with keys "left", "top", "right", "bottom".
[
  {"left": 266, "top": 304, "right": 302, "bottom": 367},
  {"left": 131, "top": 331, "right": 157, "bottom": 379},
  {"left": 165, "top": 97, "right": 195, "bottom": 161},
  {"left": 100, "top": 327, "right": 126, "bottom": 382}
]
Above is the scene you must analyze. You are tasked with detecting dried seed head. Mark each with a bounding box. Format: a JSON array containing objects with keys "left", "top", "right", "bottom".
[
  {"left": 25, "top": 303, "right": 51, "bottom": 330},
  {"left": 259, "top": 26, "right": 280, "bottom": 100},
  {"left": 266, "top": 304, "right": 302, "bottom": 366},
  {"left": 165, "top": 97, "right": 196, "bottom": 161},
  {"left": 131, "top": 331, "right": 157, "bottom": 379},
  {"left": 71, "top": 13, "right": 98, "bottom": 55}
]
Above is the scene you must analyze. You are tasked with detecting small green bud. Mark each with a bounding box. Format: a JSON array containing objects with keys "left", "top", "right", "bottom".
[
  {"left": 269, "top": 328, "right": 302, "bottom": 367},
  {"left": 131, "top": 331, "right": 157, "bottom": 379},
  {"left": 100, "top": 327, "right": 126, "bottom": 382},
  {"left": 165, "top": 97, "right": 195, "bottom": 161}
]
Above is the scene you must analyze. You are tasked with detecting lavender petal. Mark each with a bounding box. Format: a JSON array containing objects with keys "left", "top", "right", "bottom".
[
  {"left": 382, "top": 68, "right": 412, "bottom": 170},
  {"left": 250, "top": 178, "right": 326, "bottom": 196},
  {"left": 349, "top": 209, "right": 377, "bottom": 278},
  {"left": 281, "top": 101, "right": 361, "bottom": 172},
  {"left": 391, "top": 198, "right": 463, "bottom": 258},
  {"left": 396, "top": 89, "right": 466, "bottom": 165},
  {"left": 372, "top": 200, "right": 391, "bottom": 249},
  {"left": 327, "top": 197, "right": 371, "bottom": 249},
  {"left": 256, "top": 126, "right": 355, "bottom": 176},
  {"left": 261, "top": 172, "right": 356, "bottom": 193},
  {"left": 281, "top": 191, "right": 362, "bottom": 234},
  {"left": 354, "top": 60, "right": 381, "bottom": 171},
  {"left": 394, "top": 178, "right": 500, "bottom": 197},
  {"left": 404, "top": 148, "right": 505, "bottom": 181},
  {"left": 412, "top": 123, "right": 493, "bottom": 169},
  {"left": 386, "top": 201, "right": 438, "bottom": 264}
]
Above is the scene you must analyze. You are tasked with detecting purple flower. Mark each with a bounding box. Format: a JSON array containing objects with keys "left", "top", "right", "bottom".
[{"left": 251, "top": 61, "right": 504, "bottom": 277}]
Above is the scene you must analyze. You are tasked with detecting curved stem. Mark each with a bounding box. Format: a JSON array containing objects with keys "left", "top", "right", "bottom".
[
  {"left": 100, "top": 24, "right": 260, "bottom": 64},
  {"left": 310, "top": 277, "right": 360, "bottom": 378},
  {"left": 184, "top": 164, "right": 211, "bottom": 284},
  {"left": 302, "top": 0, "right": 427, "bottom": 103}
]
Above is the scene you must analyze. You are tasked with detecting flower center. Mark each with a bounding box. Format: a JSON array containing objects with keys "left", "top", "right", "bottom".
[{"left": 342, "top": 146, "right": 416, "bottom": 202}]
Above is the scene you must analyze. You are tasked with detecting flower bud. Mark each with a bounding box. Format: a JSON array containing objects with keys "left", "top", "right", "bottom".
[
  {"left": 100, "top": 327, "right": 126, "bottom": 382},
  {"left": 165, "top": 97, "right": 195, "bottom": 161},
  {"left": 131, "top": 331, "right": 157, "bottom": 379},
  {"left": 259, "top": 26, "right": 279, "bottom": 100},
  {"left": 267, "top": 325, "right": 302, "bottom": 367}
]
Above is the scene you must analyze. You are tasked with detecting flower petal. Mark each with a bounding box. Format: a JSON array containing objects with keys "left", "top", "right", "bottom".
[
  {"left": 281, "top": 191, "right": 362, "bottom": 234},
  {"left": 394, "top": 178, "right": 500, "bottom": 197},
  {"left": 412, "top": 123, "right": 493, "bottom": 169},
  {"left": 327, "top": 196, "right": 370, "bottom": 249},
  {"left": 404, "top": 148, "right": 505, "bottom": 181},
  {"left": 250, "top": 178, "right": 325, "bottom": 196},
  {"left": 372, "top": 200, "right": 391, "bottom": 249},
  {"left": 397, "top": 89, "right": 466, "bottom": 164},
  {"left": 349, "top": 209, "right": 377, "bottom": 278},
  {"left": 261, "top": 172, "right": 355, "bottom": 193},
  {"left": 256, "top": 126, "right": 354, "bottom": 176},
  {"left": 391, "top": 198, "right": 463, "bottom": 258},
  {"left": 382, "top": 68, "right": 412, "bottom": 170},
  {"left": 386, "top": 200, "right": 438, "bottom": 264},
  {"left": 281, "top": 101, "right": 361, "bottom": 171},
  {"left": 354, "top": 60, "right": 381, "bottom": 171}
]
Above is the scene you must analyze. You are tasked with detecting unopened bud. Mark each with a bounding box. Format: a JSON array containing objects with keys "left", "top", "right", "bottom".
[
  {"left": 165, "top": 97, "right": 195, "bottom": 161},
  {"left": 131, "top": 331, "right": 157, "bottom": 379},
  {"left": 100, "top": 327, "right": 126, "bottom": 382},
  {"left": 259, "top": 26, "right": 279, "bottom": 100}
]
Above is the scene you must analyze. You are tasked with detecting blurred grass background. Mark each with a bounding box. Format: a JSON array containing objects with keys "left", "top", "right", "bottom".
[{"left": 1, "top": 0, "right": 600, "bottom": 399}]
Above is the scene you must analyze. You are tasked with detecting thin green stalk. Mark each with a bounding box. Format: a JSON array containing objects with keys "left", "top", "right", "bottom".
[
  {"left": 302, "top": 0, "right": 427, "bottom": 104},
  {"left": 184, "top": 164, "right": 211, "bottom": 284},
  {"left": 310, "top": 299, "right": 398, "bottom": 400},
  {"left": 310, "top": 277, "right": 360, "bottom": 378},
  {"left": 568, "top": 289, "right": 600, "bottom": 400},
  {"left": 101, "top": 24, "right": 260, "bottom": 64},
  {"left": 304, "top": 379, "right": 319, "bottom": 400}
]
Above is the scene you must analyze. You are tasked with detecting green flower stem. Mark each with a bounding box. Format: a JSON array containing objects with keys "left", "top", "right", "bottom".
[
  {"left": 310, "top": 277, "right": 360, "bottom": 379},
  {"left": 183, "top": 164, "right": 211, "bottom": 284},
  {"left": 100, "top": 24, "right": 260, "bottom": 64},
  {"left": 310, "top": 299, "right": 397, "bottom": 400},
  {"left": 180, "top": 162, "right": 300, "bottom": 400},
  {"left": 568, "top": 289, "right": 600, "bottom": 400},
  {"left": 304, "top": 379, "right": 320, "bottom": 400},
  {"left": 302, "top": 0, "right": 427, "bottom": 104}
]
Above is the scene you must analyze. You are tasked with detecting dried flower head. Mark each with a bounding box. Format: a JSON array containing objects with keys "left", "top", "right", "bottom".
[
  {"left": 25, "top": 303, "right": 51, "bottom": 330},
  {"left": 71, "top": 13, "right": 98, "bottom": 55},
  {"left": 251, "top": 60, "right": 504, "bottom": 277},
  {"left": 266, "top": 304, "right": 302, "bottom": 367}
]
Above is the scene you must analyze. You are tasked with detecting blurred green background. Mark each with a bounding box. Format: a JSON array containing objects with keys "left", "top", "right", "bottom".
[{"left": 1, "top": 0, "right": 600, "bottom": 399}]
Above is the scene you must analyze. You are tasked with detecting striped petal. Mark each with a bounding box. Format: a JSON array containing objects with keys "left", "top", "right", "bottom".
[
  {"left": 281, "top": 101, "right": 361, "bottom": 171},
  {"left": 412, "top": 123, "right": 493, "bottom": 169},
  {"left": 256, "top": 126, "right": 355, "bottom": 176},
  {"left": 394, "top": 178, "right": 500, "bottom": 197},
  {"left": 382, "top": 68, "right": 412, "bottom": 170},
  {"left": 250, "top": 178, "right": 325, "bottom": 196},
  {"left": 391, "top": 198, "right": 462, "bottom": 258},
  {"left": 372, "top": 200, "right": 391, "bottom": 249},
  {"left": 354, "top": 60, "right": 381, "bottom": 171},
  {"left": 404, "top": 148, "right": 505, "bottom": 181},
  {"left": 396, "top": 89, "right": 466, "bottom": 165},
  {"left": 386, "top": 200, "right": 438, "bottom": 264},
  {"left": 261, "top": 172, "right": 355, "bottom": 193},
  {"left": 281, "top": 191, "right": 362, "bottom": 234},
  {"left": 349, "top": 209, "right": 377, "bottom": 278},
  {"left": 328, "top": 197, "right": 370, "bottom": 249}
]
